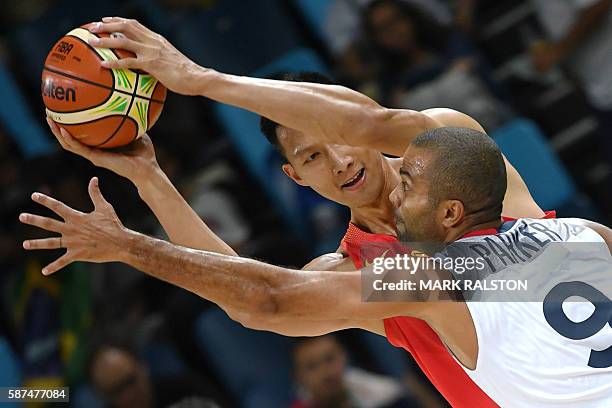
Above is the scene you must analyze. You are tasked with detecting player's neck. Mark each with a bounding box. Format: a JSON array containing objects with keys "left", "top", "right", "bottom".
[
  {"left": 348, "top": 158, "right": 400, "bottom": 236},
  {"left": 446, "top": 218, "right": 504, "bottom": 243}
]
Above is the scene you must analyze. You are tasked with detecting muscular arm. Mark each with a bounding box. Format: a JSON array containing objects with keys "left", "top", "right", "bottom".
[
  {"left": 192, "top": 70, "right": 385, "bottom": 146},
  {"left": 224, "top": 253, "right": 360, "bottom": 336},
  {"left": 118, "top": 229, "right": 425, "bottom": 326},
  {"left": 190, "top": 73, "right": 472, "bottom": 158}
]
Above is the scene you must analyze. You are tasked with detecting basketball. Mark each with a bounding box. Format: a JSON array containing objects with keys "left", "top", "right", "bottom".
[{"left": 41, "top": 23, "right": 166, "bottom": 148}]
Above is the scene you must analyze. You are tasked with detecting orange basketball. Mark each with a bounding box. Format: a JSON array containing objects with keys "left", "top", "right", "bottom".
[{"left": 41, "top": 23, "right": 166, "bottom": 148}]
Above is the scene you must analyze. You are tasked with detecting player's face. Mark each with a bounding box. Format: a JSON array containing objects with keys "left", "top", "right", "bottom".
[
  {"left": 278, "top": 127, "right": 387, "bottom": 208},
  {"left": 389, "top": 146, "right": 445, "bottom": 242}
]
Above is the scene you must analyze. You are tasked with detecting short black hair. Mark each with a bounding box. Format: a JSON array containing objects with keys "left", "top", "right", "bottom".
[
  {"left": 410, "top": 127, "right": 507, "bottom": 223},
  {"left": 259, "top": 72, "right": 335, "bottom": 157}
]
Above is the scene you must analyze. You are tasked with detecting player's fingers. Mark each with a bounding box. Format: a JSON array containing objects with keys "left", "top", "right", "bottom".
[
  {"left": 19, "top": 213, "right": 65, "bottom": 233},
  {"left": 100, "top": 17, "right": 153, "bottom": 34},
  {"left": 101, "top": 16, "right": 133, "bottom": 23},
  {"left": 88, "top": 36, "right": 140, "bottom": 52},
  {"left": 89, "top": 20, "right": 145, "bottom": 39},
  {"left": 88, "top": 177, "right": 110, "bottom": 210},
  {"left": 45, "top": 117, "right": 63, "bottom": 139},
  {"left": 58, "top": 127, "right": 94, "bottom": 155},
  {"left": 100, "top": 57, "right": 140, "bottom": 70},
  {"left": 42, "top": 253, "right": 74, "bottom": 276},
  {"left": 23, "top": 237, "right": 63, "bottom": 250},
  {"left": 30, "top": 192, "right": 79, "bottom": 219},
  {"left": 101, "top": 16, "right": 124, "bottom": 22},
  {"left": 47, "top": 119, "right": 75, "bottom": 152}
]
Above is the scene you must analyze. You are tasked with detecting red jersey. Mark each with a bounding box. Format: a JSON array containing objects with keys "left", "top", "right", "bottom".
[{"left": 340, "top": 212, "right": 556, "bottom": 407}]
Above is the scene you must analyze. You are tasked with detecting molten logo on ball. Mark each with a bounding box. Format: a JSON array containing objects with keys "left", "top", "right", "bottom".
[{"left": 42, "top": 82, "right": 76, "bottom": 102}]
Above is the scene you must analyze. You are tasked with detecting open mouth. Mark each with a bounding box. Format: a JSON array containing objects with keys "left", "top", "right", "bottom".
[{"left": 341, "top": 168, "right": 366, "bottom": 191}]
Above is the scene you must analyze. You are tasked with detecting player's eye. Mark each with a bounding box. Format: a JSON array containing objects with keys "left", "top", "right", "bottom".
[
  {"left": 402, "top": 181, "right": 411, "bottom": 192},
  {"left": 305, "top": 152, "right": 320, "bottom": 164}
]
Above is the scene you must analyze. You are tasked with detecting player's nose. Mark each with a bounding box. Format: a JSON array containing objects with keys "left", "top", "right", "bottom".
[
  {"left": 329, "top": 147, "right": 354, "bottom": 175},
  {"left": 389, "top": 184, "right": 402, "bottom": 208}
]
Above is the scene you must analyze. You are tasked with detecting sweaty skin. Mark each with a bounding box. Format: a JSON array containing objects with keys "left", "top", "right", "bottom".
[{"left": 42, "top": 17, "right": 544, "bottom": 338}]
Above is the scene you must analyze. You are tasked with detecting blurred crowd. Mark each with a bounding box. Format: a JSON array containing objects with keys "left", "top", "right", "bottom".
[{"left": 0, "top": 0, "right": 611, "bottom": 407}]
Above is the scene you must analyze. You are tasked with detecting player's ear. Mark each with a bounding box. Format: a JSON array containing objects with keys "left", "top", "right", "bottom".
[
  {"left": 440, "top": 199, "right": 464, "bottom": 228},
  {"left": 282, "top": 163, "right": 308, "bottom": 186}
]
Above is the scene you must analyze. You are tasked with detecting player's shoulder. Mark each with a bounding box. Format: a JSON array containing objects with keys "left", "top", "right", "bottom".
[{"left": 302, "top": 252, "right": 354, "bottom": 272}]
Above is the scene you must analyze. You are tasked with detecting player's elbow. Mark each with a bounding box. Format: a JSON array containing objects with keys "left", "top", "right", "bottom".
[
  {"left": 235, "top": 314, "right": 265, "bottom": 331},
  {"left": 225, "top": 304, "right": 278, "bottom": 330}
]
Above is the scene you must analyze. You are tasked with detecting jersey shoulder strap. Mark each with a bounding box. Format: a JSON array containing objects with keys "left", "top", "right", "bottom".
[{"left": 340, "top": 223, "right": 399, "bottom": 268}]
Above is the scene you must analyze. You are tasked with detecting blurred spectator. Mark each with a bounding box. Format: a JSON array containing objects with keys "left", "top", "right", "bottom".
[
  {"left": 360, "top": 0, "right": 512, "bottom": 131},
  {"left": 290, "top": 335, "right": 416, "bottom": 408},
  {"left": 325, "top": 0, "right": 451, "bottom": 97},
  {"left": 89, "top": 342, "right": 221, "bottom": 408},
  {"left": 529, "top": 0, "right": 612, "bottom": 162},
  {"left": 324, "top": 0, "right": 451, "bottom": 58},
  {"left": 452, "top": 0, "right": 477, "bottom": 34}
]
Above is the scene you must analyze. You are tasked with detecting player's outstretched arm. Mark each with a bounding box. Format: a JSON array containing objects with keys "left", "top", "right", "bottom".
[
  {"left": 46, "top": 119, "right": 236, "bottom": 256},
  {"left": 16, "top": 179, "right": 384, "bottom": 336},
  {"left": 19, "top": 179, "right": 432, "bottom": 331},
  {"left": 86, "top": 18, "right": 438, "bottom": 148}
]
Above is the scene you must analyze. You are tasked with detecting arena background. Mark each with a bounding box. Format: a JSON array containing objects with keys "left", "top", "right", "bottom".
[{"left": 1, "top": 0, "right": 610, "bottom": 407}]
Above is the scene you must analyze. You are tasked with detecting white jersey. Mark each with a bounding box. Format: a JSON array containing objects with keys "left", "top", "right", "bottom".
[{"left": 449, "top": 218, "right": 612, "bottom": 407}]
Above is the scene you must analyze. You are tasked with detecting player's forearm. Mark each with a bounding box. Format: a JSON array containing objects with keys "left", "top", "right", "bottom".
[
  {"left": 224, "top": 306, "right": 352, "bottom": 336},
  {"left": 190, "top": 68, "right": 382, "bottom": 142},
  {"left": 118, "top": 229, "right": 293, "bottom": 315},
  {"left": 188, "top": 69, "right": 462, "bottom": 156},
  {"left": 135, "top": 168, "right": 237, "bottom": 256},
  {"left": 118, "top": 230, "right": 367, "bottom": 321}
]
